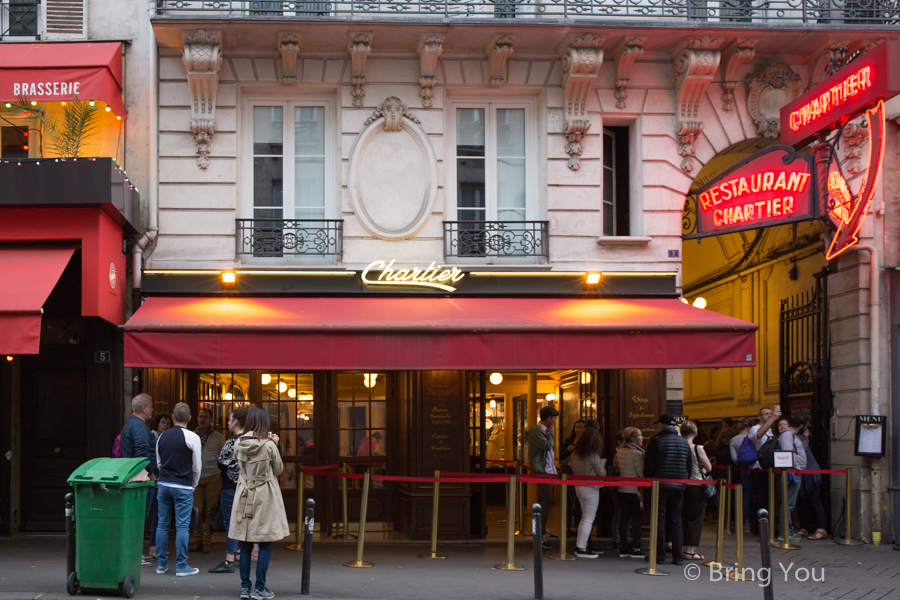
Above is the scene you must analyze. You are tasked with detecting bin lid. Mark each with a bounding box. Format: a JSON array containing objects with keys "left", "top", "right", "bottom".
[{"left": 67, "top": 457, "right": 151, "bottom": 486}]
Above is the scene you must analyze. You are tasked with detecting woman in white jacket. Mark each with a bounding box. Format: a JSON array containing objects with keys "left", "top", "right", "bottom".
[{"left": 567, "top": 425, "right": 606, "bottom": 558}]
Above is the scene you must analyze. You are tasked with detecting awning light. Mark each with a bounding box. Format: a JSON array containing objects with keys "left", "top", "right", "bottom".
[
  {"left": 222, "top": 271, "right": 236, "bottom": 283},
  {"left": 693, "top": 297, "right": 707, "bottom": 309},
  {"left": 489, "top": 372, "right": 503, "bottom": 385},
  {"left": 586, "top": 273, "right": 601, "bottom": 284}
]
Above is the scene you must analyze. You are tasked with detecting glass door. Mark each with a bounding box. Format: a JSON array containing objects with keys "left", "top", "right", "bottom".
[{"left": 468, "top": 371, "right": 487, "bottom": 537}]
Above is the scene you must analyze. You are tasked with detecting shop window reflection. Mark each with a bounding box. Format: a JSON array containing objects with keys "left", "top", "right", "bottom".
[
  {"left": 337, "top": 373, "right": 386, "bottom": 489},
  {"left": 198, "top": 372, "right": 252, "bottom": 440}
]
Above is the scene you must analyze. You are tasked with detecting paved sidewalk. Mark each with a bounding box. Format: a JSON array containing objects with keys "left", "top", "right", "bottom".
[{"left": 0, "top": 530, "right": 898, "bottom": 600}]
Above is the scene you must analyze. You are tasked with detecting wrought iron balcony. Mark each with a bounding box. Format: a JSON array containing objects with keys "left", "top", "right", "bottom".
[
  {"left": 1, "top": 0, "right": 39, "bottom": 39},
  {"left": 443, "top": 220, "right": 548, "bottom": 261},
  {"left": 154, "top": 0, "right": 898, "bottom": 25},
  {"left": 236, "top": 219, "right": 343, "bottom": 259}
]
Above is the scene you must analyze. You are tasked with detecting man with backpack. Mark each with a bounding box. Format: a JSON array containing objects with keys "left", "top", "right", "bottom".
[
  {"left": 120, "top": 393, "right": 158, "bottom": 565},
  {"left": 736, "top": 406, "right": 780, "bottom": 534}
]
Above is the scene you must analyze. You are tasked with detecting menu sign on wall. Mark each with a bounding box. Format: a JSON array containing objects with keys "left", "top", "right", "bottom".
[
  {"left": 420, "top": 371, "right": 463, "bottom": 475},
  {"left": 685, "top": 146, "right": 817, "bottom": 239}
]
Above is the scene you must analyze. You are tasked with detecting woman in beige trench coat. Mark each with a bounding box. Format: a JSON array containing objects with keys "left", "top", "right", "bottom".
[{"left": 230, "top": 407, "right": 290, "bottom": 600}]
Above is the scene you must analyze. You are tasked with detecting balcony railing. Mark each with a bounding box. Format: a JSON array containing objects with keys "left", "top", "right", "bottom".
[
  {"left": 444, "top": 220, "right": 549, "bottom": 261},
  {"left": 236, "top": 219, "right": 343, "bottom": 258},
  {"left": 1, "top": 0, "right": 39, "bottom": 39},
  {"left": 154, "top": 0, "right": 899, "bottom": 25}
]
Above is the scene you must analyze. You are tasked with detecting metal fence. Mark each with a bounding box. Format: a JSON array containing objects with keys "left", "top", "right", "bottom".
[
  {"left": 154, "top": 0, "right": 899, "bottom": 25},
  {"left": 443, "top": 220, "right": 549, "bottom": 261},
  {"left": 236, "top": 219, "right": 343, "bottom": 258},
  {"left": 1, "top": 0, "right": 39, "bottom": 39}
]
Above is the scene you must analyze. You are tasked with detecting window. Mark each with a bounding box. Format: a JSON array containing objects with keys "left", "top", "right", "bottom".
[
  {"left": 1, "top": 0, "right": 39, "bottom": 39},
  {"left": 251, "top": 103, "right": 330, "bottom": 221},
  {"left": 454, "top": 104, "right": 530, "bottom": 224},
  {"left": 602, "top": 127, "right": 631, "bottom": 236},
  {"left": 337, "top": 373, "right": 386, "bottom": 459},
  {"left": 261, "top": 372, "right": 315, "bottom": 489},
  {"left": 197, "top": 372, "right": 252, "bottom": 439}
]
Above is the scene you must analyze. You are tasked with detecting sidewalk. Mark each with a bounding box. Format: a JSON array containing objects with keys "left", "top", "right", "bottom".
[{"left": 0, "top": 528, "right": 897, "bottom": 600}]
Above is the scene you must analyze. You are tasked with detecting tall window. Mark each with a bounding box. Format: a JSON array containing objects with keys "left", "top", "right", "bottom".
[
  {"left": 337, "top": 373, "right": 386, "bottom": 458},
  {"left": 454, "top": 104, "right": 530, "bottom": 223},
  {"left": 197, "top": 372, "right": 252, "bottom": 439},
  {"left": 252, "top": 103, "right": 329, "bottom": 221},
  {"left": 602, "top": 127, "right": 631, "bottom": 236},
  {"left": 261, "top": 372, "right": 315, "bottom": 489}
]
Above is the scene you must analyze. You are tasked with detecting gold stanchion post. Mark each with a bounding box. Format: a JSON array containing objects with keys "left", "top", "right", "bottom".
[
  {"left": 835, "top": 467, "right": 864, "bottom": 545},
  {"left": 767, "top": 468, "right": 775, "bottom": 542},
  {"left": 419, "top": 470, "right": 446, "bottom": 559},
  {"left": 494, "top": 476, "right": 526, "bottom": 571},
  {"left": 287, "top": 469, "right": 305, "bottom": 550},
  {"left": 727, "top": 484, "right": 754, "bottom": 581},
  {"left": 770, "top": 470, "right": 800, "bottom": 550},
  {"left": 334, "top": 463, "right": 356, "bottom": 540},
  {"left": 517, "top": 463, "right": 524, "bottom": 536},
  {"left": 548, "top": 475, "right": 576, "bottom": 560},
  {"left": 635, "top": 481, "right": 667, "bottom": 576},
  {"left": 724, "top": 466, "right": 732, "bottom": 532},
  {"left": 343, "top": 472, "right": 374, "bottom": 567},
  {"left": 703, "top": 480, "right": 725, "bottom": 568}
]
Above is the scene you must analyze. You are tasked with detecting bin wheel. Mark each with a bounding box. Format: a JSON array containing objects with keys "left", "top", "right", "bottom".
[
  {"left": 122, "top": 575, "right": 135, "bottom": 599},
  {"left": 66, "top": 572, "right": 79, "bottom": 596}
]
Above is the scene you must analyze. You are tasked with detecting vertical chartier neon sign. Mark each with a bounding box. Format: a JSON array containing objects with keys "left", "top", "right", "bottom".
[{"left": 824, "top": 100, "right": 886, "bottom": 260}]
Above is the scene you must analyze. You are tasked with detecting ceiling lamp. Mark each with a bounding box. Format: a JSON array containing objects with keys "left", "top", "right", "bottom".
[
  {"left": 299, "top": 393, "right": 314, "bottom": 401},
  {"left": 287, "top": 388, "right": 296, "bottom": 398},
  {"left": 692, "top": 297, "right": 707, "bottom": 309},
  {"left": 546, "top": 393, "right": 556, "bottom": 401},
  {"left": 489, "top": 372, "right": 503, "bottom": 385},
  {"left": 489, "top": 399, "right": 496, "bottom": 409},
  {"left": 363, "top": 373, "right": 378, "bottom": 388},
  {"left": 278, "top": 381, "right": 288, "bottom": 393},
  {"left": 261, "top": 374, "right": 272, "bottom": 385},
  {"left": 224, "top": 392, "right": 233, "bottom": 401}
]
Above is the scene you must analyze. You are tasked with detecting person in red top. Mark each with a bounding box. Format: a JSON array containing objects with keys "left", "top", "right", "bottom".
[{"left": 357, "top": 431, "right": 383, "bottom": 456}]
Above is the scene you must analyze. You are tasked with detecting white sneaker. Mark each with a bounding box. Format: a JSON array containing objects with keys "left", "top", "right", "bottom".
[{"left": 176, "top": 567, "right": 200, "bottom": 577}]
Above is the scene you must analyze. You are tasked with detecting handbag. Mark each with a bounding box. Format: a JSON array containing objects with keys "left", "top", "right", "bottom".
[{"left": 694, "top": 445, "right": 716, "bottom": 498}]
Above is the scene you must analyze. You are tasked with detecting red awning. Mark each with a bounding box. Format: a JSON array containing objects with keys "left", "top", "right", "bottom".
[
  {"left": 0, "top": 42, "right": 126, "bottom": 117},
  {"left": 124, "top": 297, "right": 758, "bottom": 370},
  {"left": 0, "top": 246, "right": 75, "bottom": 354}
]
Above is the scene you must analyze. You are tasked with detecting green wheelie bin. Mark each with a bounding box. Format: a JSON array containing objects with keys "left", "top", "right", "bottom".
[{"left": 67, "top": 458, "right": 155, "bottom": 598}]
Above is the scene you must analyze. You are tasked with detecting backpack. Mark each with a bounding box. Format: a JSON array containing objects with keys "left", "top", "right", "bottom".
[
  {"left": 736, "top": 435, "right": 758, "bottom": 468},
  {"left": 756, "top": 434, "right": 779, "bottom": 469},
  {"left": 112, "top": 434, "right": 123, "bottom": 458}
]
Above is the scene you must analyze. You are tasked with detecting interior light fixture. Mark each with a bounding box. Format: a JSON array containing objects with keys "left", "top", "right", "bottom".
[
  {"left": 363, "top": 373, "right": 378, "bottom": 388},
  {"left": 485, "top": 418, "right": 494, "bottom": 430},
  {"left": 489, "top": 399, "right": 496, "bottom": 409},
  {"left": 5, "top": 356, "right": 13, "bottom": 361},
  {"left": 680, "top": 297, "right": 689, "bottom": 304},
  {"left": 224, "top": 392, "right": 233, "bottom": 401},
  {"left": 261, "top": 374, "right": 272, "bottom": 385},
  {"left": 489, "top": 372, "right": 503, "bottom": 385},
  {"left": 692, "top": 297, "right": 707, "bottom": 309},
  {"left": 546, "top": 393, "right": 556, "bottom": 401},
  {"left": 287, "top": 388, "right": 296, "bottom": 398},
  {"left": 580, "top": 371, "right": 591, "bottom": 385},
  {"left": 299, "top": 393, "right": 313, "bottom": 401},
  {"left": 278, "top": 381, "right": 288, "bottom": 393},
  {"left": 30, "top": 101, "right": 36, "bottom": 106}
]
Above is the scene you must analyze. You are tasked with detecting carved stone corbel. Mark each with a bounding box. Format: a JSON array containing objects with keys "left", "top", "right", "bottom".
[
  {"left": 842, "top": 119, "right": 867, "bottom": 175},
  {"left": 485, "top": 35, "right": 515, "bottom": 87},
  {"left": 672, "top": 35, "right": 723, "bottom": 173},
  {"left": 745, "top": 63, "right": 800, "bottom": 138},
  {"left": 417, "top": 34, "right": 443, "bottom": 108},
  {"left": 720, "top": 38, "right": 757, "bottom": 111},
  {"left": 182, "top": 29, "right": 223, "bottom": 169},
  {"left": 561, "top": 33, "right": 605, "bottom": 171},
  {"left": 613, "top": 36, "right": 646, "bottom": 109},
  {"left": 279, "top": 33, "right": 300, "bottom": 85},
  {"left": 364, "top": 97, "right": 421, "bottom": 132},
  {"left": 348, "top": 32, "right": 373, "bottom": 108}
]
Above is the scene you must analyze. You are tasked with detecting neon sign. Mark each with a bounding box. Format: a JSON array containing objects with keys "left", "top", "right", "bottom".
[
  {"left": 781, "top": 40, "right": 900, "bottom": 146},
  {"left": 361, "top": 259, "right": 465, "bottom": 292},
  {"left": 824, "top": 100, "right": 886, "bottom": 260},
  {"left": 685, "top": 146, "right": 816, "bottom": 239}
]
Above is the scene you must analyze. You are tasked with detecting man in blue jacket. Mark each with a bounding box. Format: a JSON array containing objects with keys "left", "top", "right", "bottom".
[{"left": 120, "top": 393, "right": 157, "bottom": 565}]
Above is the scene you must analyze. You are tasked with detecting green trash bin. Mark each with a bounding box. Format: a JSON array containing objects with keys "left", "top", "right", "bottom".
[{"left": 67, "top": 457, "right": 154, "bottom": 598}]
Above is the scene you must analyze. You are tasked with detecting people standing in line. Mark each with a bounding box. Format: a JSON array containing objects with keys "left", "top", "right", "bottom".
[
  {"left": 209, "top": 406, "right": 250, "bottom": 574},
  {"left": 230, "top": 407, "right": 290, "bottom": 600},
  {"left": 613, "top": 427, "right": 645, "bottom": 558},
  {"left": 729, "top": 418, "right": 754, "bottom": 532},
  {"left": 155, "top": 402, "right": 202, "bottom": 577},
  {"left": 526, "top": 406, "right": 559, "bottom": 549},
  {"left": 191, "top": 408, "right": 226, "bottom": 554},
  {"left": 559, "top": 419, "right": 586, "bottom": 535},
  {"left": 608, "top": 431, "right": 626, "bottom": 551},
  {"left": 148, "top": 413, "right": 173, "bottom": 561},
  {"left": 681, "top": 420, "right": 712, "bottom": 561},
  {"left": 798, "top": 426, "right": 828, "bottom": 539},
  {"left": 644, "top": 413, "right": 692, "bottom": 566},
  {"left": 120, "top": 393, "right": 158, "bottom": 566},
  {"left": 778, "top": 415, "right": 808, "bottom": 543},
  {"left": 748, "top": 406, "right": 781, "bottom": 533},
  {"left": 568, "top": 425, "right": 606, "bottom": 558}
]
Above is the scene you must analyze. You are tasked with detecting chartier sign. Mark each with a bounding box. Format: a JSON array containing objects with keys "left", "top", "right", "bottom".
[{"left": 683, "top": 146, "right": 817, "bottom": 240}]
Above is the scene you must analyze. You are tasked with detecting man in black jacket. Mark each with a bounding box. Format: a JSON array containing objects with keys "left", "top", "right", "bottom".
[
  {"left": 120, "top": 393, "right": 157, "bottom": 565},
  {"left": 644, "top": 413, "right": 692, "bottom": 565}
]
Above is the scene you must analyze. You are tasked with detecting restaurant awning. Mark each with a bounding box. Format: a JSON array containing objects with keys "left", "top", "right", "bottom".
[
  {"left": 124, "top": 296, "right": 758, "bottom": 370},
  {"left": 0, "top": 246, "right": 75, "bottom": 354},
  {"left": 0, "top": 42, "right": 126, "bottom": 117}
]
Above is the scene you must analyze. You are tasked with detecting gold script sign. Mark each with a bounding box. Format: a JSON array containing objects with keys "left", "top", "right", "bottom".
[{"left": 361, "top": 259, "right": 465, "bottom": 292}]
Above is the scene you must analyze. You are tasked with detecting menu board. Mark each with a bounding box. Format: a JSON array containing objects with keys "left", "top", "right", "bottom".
[
  {"left": 421, "top": 371, "right": 463, "bottom": 474},
  {"left": 623, "top": 370, "right": 662, "bottom": 440}
]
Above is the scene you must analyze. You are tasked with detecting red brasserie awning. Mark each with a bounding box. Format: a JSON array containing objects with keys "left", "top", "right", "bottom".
[
  {"left": 124, "top": 296, "right": 758, "bottom": 370},
  {"left": 0, "top": 246, "right": 75, "bottom": 354},
  {"left": 0, "top": 42, "right": 126, "bottom": 117}
]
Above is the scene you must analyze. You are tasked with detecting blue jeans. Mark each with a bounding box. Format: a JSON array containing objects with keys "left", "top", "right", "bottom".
[
  {"left": 240, "top": 541, "right": 271, "bottom": 592},
  {"left": 147, "top": 486, "right": 159, "bottom": 549},
  {"left": 221, "top": 488, "right": 238, "bottom": 556},
  {"left": 740, "top": 471, "right": 752, "bottom": 524},
  {"left": 156, "top": 485, "right": 193, "bottom": 572},
  {"left": 778, "top": 476, "right": 802, "bottom": 537}
]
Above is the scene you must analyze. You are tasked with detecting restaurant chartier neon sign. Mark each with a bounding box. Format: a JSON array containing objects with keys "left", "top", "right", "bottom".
[
  {"left": 361, "top": 260, "right": 465, "bottom": 292},
  {"left": 824, "top": 100, "right": 886, "bottom": 260},
  {"left": 788, "top": 66, "right": 872, "bottom": 134}
]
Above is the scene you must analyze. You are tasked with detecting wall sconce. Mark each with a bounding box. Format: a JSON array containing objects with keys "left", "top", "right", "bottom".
[
  {"left": 489, "top": 372, "right": 503, "bottom": 385},
  {"left": 363, "top": 373, "right": 378, "bottom": 388},
  {"left": 221, "top": 271, "right": 236, "bottom": 289},
  {"left": 583, "top": 272, "right": 601, "bottom": 291}
]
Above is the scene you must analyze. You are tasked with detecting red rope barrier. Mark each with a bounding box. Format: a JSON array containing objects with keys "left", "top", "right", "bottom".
[
  {"left": 519, "top": 475, "right": 652, "bottom": 487},
  {"left": 373, "top": 475, "right": 511, "bottom": 484}
]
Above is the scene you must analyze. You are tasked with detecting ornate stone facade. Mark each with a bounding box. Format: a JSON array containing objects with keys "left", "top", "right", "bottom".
[
  {"left": 672, "top": 35, "right": 723, "bottom": 173},
  {"left": 485, "top": 35, "right": 515, "bottom": 87},
  {"left": 348, "top": 32, "right": 373, "bottom": 108},
  {"left": 613, "top": 36, "right": 646, "bottom": 110},
  {"left": 417, "top": 34, "right": 443, "bottom": 108},
  {"left": 720, "top": 38, "right": 757, "bottom": 112},
  {"left": 182, "top": 29, "right": 223, "bottom": 169},
  {"left": 561, "top": 33, "right": 605, "bottom": 170},
  {"left": 745, "top": 63, "right": 800, "bottom": 138},
  {"left": 279, "top": 33, "right": 300, "bottom": 85}
]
